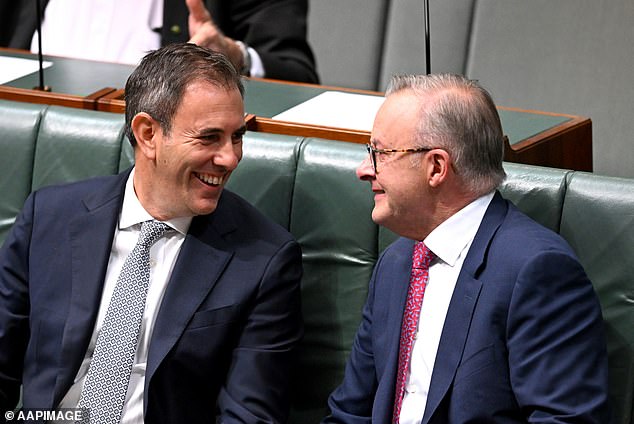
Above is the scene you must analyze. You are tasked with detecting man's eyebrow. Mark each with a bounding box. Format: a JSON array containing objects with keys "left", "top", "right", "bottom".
[
  {"left": 196, "top": 128, "right": 223, "bottom": 136},
  {"left": 196, "top": 125, "right": 247, "bottom": 137}
]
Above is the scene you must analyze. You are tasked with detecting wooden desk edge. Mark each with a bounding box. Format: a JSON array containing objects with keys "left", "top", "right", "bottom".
[
  {"left": 0, "top": 84, "right": 101, "bottom": 110},
  {"left": 503, "top": 115, "right": 592, "bottom": 171},
  {"left": 96, "top": 88, "right": 126, "bottom": 113},
  {"left": 247, "top": 117, "right": 370, "bottom": 144}
]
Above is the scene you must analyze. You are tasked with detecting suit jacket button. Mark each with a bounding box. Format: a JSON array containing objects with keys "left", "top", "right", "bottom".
[{"left": 170, "top": 25, "right": 182, "bottom": 35}]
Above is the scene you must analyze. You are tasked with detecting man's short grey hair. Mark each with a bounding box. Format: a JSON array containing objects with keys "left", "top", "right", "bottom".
[{"left": 387, "top": 73, "right": 506, "bottom": 195}]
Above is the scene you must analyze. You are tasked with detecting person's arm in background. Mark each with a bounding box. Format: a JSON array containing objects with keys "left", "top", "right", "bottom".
[
  {"left": 185, "top": 0, "right": 251, "bottom": 75},
  {"left": 1, "top": 0, "right": 47, "bottom": 49},
  {"left": 164, "top": 0, "right": 319, "bottom": 83}
]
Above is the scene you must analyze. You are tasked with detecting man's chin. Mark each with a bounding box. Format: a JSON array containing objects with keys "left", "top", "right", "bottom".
[
  {"left": 371, "top": 208, "right": 390, "bottom": 227},
  {"left": 191, "top": 198, "right": 220, "bottom": 216}
]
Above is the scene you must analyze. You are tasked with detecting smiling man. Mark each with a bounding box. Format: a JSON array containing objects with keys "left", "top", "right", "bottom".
[
  {"left": 323, "top": 74, "right": 610, "bottom": 423},
  {"left": 0, "top": 43, "right": 303, "bottom": 424}
]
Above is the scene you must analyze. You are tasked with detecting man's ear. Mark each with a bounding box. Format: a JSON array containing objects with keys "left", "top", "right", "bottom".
[
  {"left": 131, "top": 112, "right": 161, "bottom": 160},
  {"left": 427, "top": 149, "right": 451, "bottom": 188}
]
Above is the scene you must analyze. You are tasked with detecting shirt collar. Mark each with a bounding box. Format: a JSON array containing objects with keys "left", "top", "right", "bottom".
[
  {"left": 119, "top": 168, "right": 192, "bottom": 235},
  {"left": 424, "top": 192, "right": 495, "bottom": 267}
]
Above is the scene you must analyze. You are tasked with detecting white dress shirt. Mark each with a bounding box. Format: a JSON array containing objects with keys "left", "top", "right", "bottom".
[
  {"left": 31, "top": 0, "right": 266, "bottom": 76},
  {"left": 32, "top": 0, "right": 163, "bottom": 65},
  {"left": 56, "top": 169, "right": 191, "bottom": 424},
  {"left": 399, "top": 192, "right": 494, "bottom": 424}
]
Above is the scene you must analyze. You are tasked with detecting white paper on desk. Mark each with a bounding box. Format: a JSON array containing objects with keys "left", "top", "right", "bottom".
[
  {"left": 272, "top": 91, "right": 385, "bottom": 132},
  {"left": 0, "top": 56, "right": 53, "bottom": 84}
]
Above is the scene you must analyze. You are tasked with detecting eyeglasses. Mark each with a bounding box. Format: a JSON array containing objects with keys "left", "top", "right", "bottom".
[{"left": 365, "top": 144, "right": 433, "bottom": 173}]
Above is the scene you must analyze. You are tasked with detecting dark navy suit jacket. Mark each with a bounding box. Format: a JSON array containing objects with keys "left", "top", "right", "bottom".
[
  {"left": 324, "top": 192, "right": 610, "bottom": 423},
  {"left": 0, "top": 170, "right": 303, "bottom": 423}
]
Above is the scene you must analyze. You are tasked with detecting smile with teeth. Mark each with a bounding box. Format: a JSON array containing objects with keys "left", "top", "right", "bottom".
[{"left": 195, "top": 172, "right": 224, "bottom": 186}]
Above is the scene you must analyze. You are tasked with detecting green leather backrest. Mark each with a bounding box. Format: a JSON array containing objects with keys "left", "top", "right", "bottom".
[
  {"left": 287, "top": 138, "right": 378, "bottom": 423},
  {"left": 31, "top": 106, "right": 126, "bottom": 191},
  {"left": 225, "top": 132, "right": 301, "bottom": 229},
  {"left": 500, "top": 162, "right": 570, "bottom": 233},
  {"left": 0, "top": 100, "right": 46, "bottom": 243},
  {"left": 560, "top": 172, "right": 634, "bottom": 424}
]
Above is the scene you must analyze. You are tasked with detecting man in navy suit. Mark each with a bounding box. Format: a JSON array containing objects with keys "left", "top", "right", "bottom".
[
  {"left": 323, "top": 74, "right": 610, "bottom": 423},
  {"left": 0, "top": 43, "right": 303, "bottom": 423}
]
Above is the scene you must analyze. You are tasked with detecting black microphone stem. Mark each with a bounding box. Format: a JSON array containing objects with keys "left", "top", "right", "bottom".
[
  {"left": 424, "top": 0, "right": 431, "bottom": 74},
  {"left": 35, "top": 0, "right": 47, "bottom": 91}
]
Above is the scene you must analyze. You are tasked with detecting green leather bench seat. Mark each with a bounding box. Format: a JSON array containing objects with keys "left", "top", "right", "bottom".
[
  {"left": 31, "top": 107, "right": 127, "bottom": 191},
  {"left": 0, "top": 102, "right": 42, "bottom": 238},
  {"left": 0, "top": 100, "right": 632, "bottom": 424},
  {"left": 227, "top": 132, "right": 300, "bottom": 229},
  {"left": 560, "top": 173, "right": 634, "bottom": 422}
]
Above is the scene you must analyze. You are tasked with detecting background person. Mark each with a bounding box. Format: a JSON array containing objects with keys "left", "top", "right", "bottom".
[
  {"left": 0, "top": 43, "right": 303, "bottom": 423},
  {"left": 323, "top": 73, "right": 610, "bottom": 423},
  {"left": 0, "top": 0, "right": 319, "bottom": 83}
]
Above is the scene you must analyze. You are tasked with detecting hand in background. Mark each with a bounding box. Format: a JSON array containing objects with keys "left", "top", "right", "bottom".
[{"left": 186, "top": 0, "right": 244, "bottom": 71}]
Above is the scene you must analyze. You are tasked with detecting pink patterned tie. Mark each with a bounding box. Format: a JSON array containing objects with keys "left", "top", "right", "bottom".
[{"left": 392, "top": 241, "right": 434, "bottom": 423}]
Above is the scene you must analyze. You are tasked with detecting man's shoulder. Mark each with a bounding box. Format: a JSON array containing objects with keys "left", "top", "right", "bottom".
[
  {"left": 29, "top": 172, "right": 126, "bottom": 206},
  {"left": 484, "top": 196, "right": 580, "bottom": 268}
]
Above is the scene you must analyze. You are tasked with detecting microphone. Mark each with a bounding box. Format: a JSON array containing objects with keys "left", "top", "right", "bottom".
[
  {"left": 33, "top": 0, "right": 51, "bottom": 91},
  {"left": 424, "top": 0, "right": 431, "bottom": 74}
]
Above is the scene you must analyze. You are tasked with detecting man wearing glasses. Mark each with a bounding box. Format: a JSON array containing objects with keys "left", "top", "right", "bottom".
[{"left": 323, "top": 74, "right": 610, "bottom": 423}]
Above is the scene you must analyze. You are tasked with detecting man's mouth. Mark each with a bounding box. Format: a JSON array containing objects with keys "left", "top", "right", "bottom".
[
  {"left": 195, "top": 172, "right": 225, "bottom": 186},
  {"left": 371, "top": 185, "right": 385, "bottom": 195}
]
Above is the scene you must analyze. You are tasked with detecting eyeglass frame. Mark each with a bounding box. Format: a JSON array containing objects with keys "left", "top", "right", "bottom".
[{"left": 365, "top": 143, "right": 434, "bottom": 173}]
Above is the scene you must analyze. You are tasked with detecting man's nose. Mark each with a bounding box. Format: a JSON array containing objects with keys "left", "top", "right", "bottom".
[
  {"left": 356, "top": 156, "right": 376, "bottom": 181},
  {"left": 213, "top": 141, "right": 241, "bottom": 169}
]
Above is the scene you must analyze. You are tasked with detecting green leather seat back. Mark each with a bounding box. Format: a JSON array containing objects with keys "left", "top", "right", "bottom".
[
  {"left": 287, "top": 138, "right": 376, "bottom": 423},
  {"left": 0, "top": 101, "right": 46, "bottom": 243},
  {"left": 560, "top": 172, "right": 634, "bottom": 424},
  {"left": 225, "top": 132, "right": 300, "bottom": 229},
  {"left": 119, "top": 139, "right": 135, "bottom": 171},
  {"left": 500, "top": 162, "right": 570, "bottom": 233},
  {"left": 31, "top": 106, "right": 126, "bottom": 191}
]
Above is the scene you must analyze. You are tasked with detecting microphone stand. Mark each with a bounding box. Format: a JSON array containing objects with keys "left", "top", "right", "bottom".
[
  {"left": 34, "top": 0, "right": 51, "bottom": 91},
  {"left": 424, "top": 0, "right": 431, "bottom": 74}
]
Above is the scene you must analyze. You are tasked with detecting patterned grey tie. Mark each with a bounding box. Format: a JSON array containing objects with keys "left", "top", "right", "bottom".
[{"left": 77, "top": 220, "right": 170, "bottom": 424}]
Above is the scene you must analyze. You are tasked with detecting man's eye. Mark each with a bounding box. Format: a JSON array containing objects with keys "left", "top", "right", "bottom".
[
  {"left": 232, "top": 133, "right": 245, "bottom": 145},
  {"left": 200, "top": 135, "right": 219, "bottom": 144}
]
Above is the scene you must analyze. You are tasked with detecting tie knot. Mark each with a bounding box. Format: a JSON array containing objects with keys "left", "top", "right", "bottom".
[
  {"left": 412, "top": 241, "right": 434, "bottom": 269},
  {"left": 138, "top": 220, "right": 171, "bottom": 247}
]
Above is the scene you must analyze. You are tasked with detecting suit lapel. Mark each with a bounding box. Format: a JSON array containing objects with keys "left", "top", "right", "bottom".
[
  {"left": 386, "top": 239, "right": 416, "bottom": 374},
  {"left": 421, "top": 192, "right": 508, "bottom": 424},
  {"left": 374, "top": 239, "right": 416, "bottom": 422},
  {"left": 54, "top": 172, "right": 128, "bottom": 405},
  {"left": 145, "top": 193, "right": 238, "bottom": 386}
]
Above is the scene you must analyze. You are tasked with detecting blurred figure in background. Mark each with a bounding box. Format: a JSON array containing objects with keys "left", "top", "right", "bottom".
[{"left": 0, "top": 0, "right": 319, "bottom": 83}]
